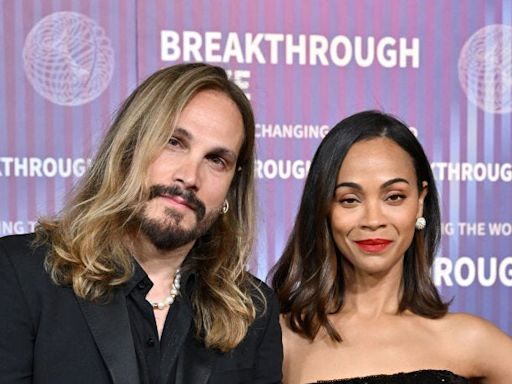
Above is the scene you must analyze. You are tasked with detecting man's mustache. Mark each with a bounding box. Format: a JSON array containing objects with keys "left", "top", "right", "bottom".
[{"left": 148, "top": 184, "right": 206, "bottom": 221}]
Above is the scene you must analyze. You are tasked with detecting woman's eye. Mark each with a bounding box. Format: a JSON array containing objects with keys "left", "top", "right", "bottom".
[
  {"left": 386, "top": 194, "right": 405, "bottom": 202},
  {"left": 339, "top": 197, "right": 359, "bottom": 206}
]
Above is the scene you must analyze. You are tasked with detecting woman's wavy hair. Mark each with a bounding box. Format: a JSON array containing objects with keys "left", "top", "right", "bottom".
[
  {"left": 37, "top": 63, "right": 261, "bottom": 352},
  {"left": 271, "top": 110, "right": 448, "bottom": 342}
]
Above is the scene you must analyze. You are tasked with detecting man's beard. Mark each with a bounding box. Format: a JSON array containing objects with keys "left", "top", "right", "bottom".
[{"left": 135, "top": 184, "right": 222, "bottom": 251}]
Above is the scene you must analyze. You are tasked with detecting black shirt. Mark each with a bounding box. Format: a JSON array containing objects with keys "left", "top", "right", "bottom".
[{"left": 124, "top": 262, "right": 194, "bottom": 384}]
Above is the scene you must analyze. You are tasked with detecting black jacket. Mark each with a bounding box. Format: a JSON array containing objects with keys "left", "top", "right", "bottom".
[{"left": 0, "top": 233, "right": 283, "bottom": 384}]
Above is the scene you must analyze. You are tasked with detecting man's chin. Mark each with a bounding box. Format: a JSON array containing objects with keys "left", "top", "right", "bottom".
[
  {"left": 135, "top": 208, "right": 221, "bottom": 251},
  {"left": 140, "top": 223, "right": 200, "bottom": 251}
]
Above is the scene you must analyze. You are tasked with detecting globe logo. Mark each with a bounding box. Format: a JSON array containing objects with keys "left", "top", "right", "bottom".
[
  {"left": 23, "top": 12, "right": 114, "bottom": 106},
  {"left": 458, "top": 24, "right": 512, "bottom": 114}
]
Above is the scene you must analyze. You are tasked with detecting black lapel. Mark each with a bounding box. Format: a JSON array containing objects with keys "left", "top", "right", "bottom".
[
  {"left": 175, "top": 332, "right": 219, "bottom": 384},
  {"left": 78, "top": 290, "right": 140, "bottom": 384}
]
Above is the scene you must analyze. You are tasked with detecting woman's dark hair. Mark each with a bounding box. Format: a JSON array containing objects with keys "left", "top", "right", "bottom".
[{"left": 271, "top": 110, "right": 448, "bottom": 342}]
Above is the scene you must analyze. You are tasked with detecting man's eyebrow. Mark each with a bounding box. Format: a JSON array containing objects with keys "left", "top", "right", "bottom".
[
  {"left": 210, "top": 147, "right": 238, "bottom": 163},
  {"left": 172, "top": 127, "right": 193, "bottom": 140},
  {"left": 334, "top": 178, "right": 410, "bottom": 191},
  {"left": 173, "top": 126, "right": 238, "bottom": 162}
]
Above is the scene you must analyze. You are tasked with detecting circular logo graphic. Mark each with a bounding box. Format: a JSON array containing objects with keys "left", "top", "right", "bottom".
[
  {"left": 23, "top": 12, "right": 114, "bottom": 106},
  {"left": 458, "top": 24, "right": 512, "bottom": 114}
]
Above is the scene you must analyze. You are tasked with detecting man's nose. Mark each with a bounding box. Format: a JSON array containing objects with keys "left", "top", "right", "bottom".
[{"left": 172, "top": 158, "right": 201, "bottom": 190}]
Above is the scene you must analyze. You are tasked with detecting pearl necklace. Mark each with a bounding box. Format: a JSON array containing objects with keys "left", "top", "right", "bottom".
[{"left": 148, "top": 269, "right": 181, "bottom": 310}]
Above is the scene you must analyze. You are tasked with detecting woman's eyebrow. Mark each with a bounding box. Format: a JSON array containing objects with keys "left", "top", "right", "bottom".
[{"left": 334, "top": 177, "right": 410, "bottom": 191}]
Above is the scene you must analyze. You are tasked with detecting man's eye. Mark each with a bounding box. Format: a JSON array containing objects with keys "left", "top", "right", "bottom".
[
  {"left": 208, "top": 156, "right": 227, "bottom": 169},
  {"left": 168, "top": 137, "right": 181, "bottom": 147},
  {"left": 208, "top": 156, "right": 228, "bottom": 171}
]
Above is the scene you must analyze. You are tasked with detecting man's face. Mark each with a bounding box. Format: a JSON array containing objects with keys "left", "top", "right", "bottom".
[{"left": 137, "top": 89, "right": 245, "bottom": 250}]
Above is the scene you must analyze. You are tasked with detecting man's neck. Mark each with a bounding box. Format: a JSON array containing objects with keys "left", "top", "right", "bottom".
[{"left": 130, "top": 234, "right": 194, "bottom": 283}]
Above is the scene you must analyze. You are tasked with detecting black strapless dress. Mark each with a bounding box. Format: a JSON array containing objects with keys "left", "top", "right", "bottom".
[{"left": 313, "top": 369, "right": 469, "bottom": 383}]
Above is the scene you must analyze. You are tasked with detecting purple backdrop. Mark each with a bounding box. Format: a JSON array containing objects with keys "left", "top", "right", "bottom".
[{"left": 0, "top": 0, "right": 510, "bottom": 335}]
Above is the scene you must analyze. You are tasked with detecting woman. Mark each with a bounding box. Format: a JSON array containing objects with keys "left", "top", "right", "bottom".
[{"left": 271, "top": 111, "right": 512, "bottom": 383}]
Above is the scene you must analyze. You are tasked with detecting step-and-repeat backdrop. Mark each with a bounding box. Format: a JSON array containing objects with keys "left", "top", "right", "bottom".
[{"left": 1, "top": 0, "right": 511, "bottom": 335}]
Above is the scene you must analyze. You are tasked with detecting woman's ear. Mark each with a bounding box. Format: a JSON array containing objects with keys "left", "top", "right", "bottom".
[{"left": 417, "top": 181, "right": 428, "bottom": 218}]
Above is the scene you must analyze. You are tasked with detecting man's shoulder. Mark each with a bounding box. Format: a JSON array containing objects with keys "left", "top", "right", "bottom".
[
  {"left": 0, "top": 232, "right": 49, "bottom": 273},
  {"left": 0, "top": 233, "right": 75, "bottom": 312},
  {"left": 245, "top": 272, "right": 275, "bottom": 299},
  {"left": 244, "top": 272, "right": 280, "bottom": 320},
  {"left": 0, "top": 232, "right": 37, "bottom": 248}
]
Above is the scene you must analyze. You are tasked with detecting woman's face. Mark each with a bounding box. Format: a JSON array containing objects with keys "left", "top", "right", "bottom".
[{"left": 329, "top": 137, "right": 427, "bottom": 277}]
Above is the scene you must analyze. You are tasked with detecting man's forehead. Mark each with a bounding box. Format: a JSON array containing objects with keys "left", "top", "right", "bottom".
[{"left": 173, "top": 89, "right": 246, "bottom": 155}]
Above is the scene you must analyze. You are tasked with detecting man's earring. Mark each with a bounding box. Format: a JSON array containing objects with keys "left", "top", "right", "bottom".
[
  {"left": 222, "top": 200, "right": 229, "bottom": 214},
  {"left": 415, "top": 217, "right": 426, "bottom": 230}
]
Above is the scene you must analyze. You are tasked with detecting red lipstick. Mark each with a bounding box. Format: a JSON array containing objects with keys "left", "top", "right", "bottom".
[{"left": 354, "top": 239, "right": 392, "bottom": 253}]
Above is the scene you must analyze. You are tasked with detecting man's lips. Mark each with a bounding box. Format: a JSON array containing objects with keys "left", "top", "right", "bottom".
[
  {"left": 159, "top": 194, "right": 196, "bottom": 211},
  {"left": 148, "top": 184, "right": 206, "bottom": 221},
  {"left": 354, "top": 239, "right": 392, "bottom": 253}
]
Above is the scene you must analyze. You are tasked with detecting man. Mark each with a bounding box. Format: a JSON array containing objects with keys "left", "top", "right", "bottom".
[{"left": 0, "top": 63, "right": 282, "bottom": 384}]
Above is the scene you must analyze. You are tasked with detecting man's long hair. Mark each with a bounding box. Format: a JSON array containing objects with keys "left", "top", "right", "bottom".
[{"left": 37, "top": 63, "right": 260, "bottom": 352}]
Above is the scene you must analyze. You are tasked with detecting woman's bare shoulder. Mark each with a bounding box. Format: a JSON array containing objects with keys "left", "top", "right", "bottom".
[
  {"left": 438, "top": 312, "right": 512, "bottom": 379},
  {"left": 440, "top": 312, "right": 507, "bottom": 337},
  {"left": 279, "top": 314, "right": 311, "bottom": 346}
]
